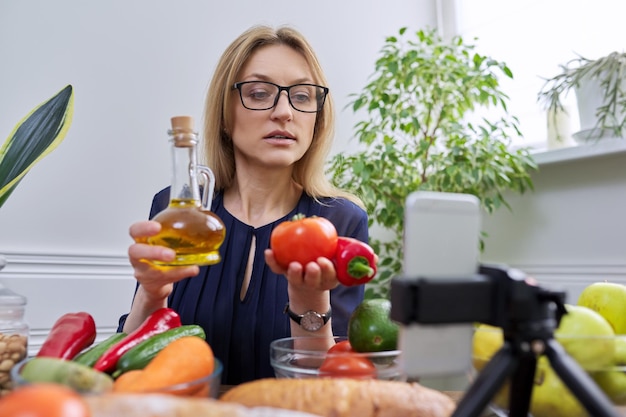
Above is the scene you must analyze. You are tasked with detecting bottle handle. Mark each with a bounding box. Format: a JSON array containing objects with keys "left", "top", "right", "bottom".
[{"left": 197, "top": 165, "right": 215, "bottom": 211}]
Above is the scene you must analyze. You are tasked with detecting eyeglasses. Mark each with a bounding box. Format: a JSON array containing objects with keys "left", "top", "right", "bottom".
[{"left": 233, "top": 81, "right": 329, "bottom": 113}]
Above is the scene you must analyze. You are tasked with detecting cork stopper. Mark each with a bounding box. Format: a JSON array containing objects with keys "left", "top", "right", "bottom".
[
  {"left": 170, "top": 115, "right": 195, "bottom": 133},
  {"left": 169, "top": 115, "right": 197, "bottom": 147}
]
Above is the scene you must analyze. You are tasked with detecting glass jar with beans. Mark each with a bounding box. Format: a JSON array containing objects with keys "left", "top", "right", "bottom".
[{"left": 0, "top": 284, "right": 28, "bottom": 396}]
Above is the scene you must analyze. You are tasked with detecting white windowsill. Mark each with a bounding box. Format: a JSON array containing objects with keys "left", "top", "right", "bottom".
[{"left": 530, "top": 138, "right": 626, "bottom": 166}]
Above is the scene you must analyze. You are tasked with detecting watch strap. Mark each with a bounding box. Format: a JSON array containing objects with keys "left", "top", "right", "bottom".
[{"left": 283, "top": 303, "right": 332, "bottom": 329}]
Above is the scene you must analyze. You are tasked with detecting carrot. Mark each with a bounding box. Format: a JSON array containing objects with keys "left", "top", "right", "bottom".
[
  {"left": 112, "top": 336, "right": 215, "bottom": 395},
  {"left": 112, "top": 370, "right": 143, "bottom": 392}
]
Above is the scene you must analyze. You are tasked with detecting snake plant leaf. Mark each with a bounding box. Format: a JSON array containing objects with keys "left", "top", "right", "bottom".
[{"left": 0, "top": 85, "right": 74, "bottom": 209}]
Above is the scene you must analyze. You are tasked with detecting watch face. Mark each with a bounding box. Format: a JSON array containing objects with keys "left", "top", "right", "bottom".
[{"left": 301, "top": 311, "right": 324, "bottom": 332}]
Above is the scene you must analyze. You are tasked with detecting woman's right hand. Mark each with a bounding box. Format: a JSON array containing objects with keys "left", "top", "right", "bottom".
[{"left": 128, "top": 220, "right": 200, "bottom": 302}]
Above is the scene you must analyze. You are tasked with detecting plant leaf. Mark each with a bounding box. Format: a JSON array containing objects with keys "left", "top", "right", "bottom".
[
  {"left": 0, "top": 182, "right": 19, "bottom": 208},
  {"left": 0, "top": 85, "right": 74, "bottom": 208}
]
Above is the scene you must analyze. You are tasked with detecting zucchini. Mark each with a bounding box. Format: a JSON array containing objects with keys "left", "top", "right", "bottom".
[
  {"left": 73, "top": 332, "right": 127, "bottom": 367},
  {"left": 20, "top": 357, "right": 114, "bottom": 393},
  {"left": 114, "top": 324, "right": 205, "bottom": 377}
]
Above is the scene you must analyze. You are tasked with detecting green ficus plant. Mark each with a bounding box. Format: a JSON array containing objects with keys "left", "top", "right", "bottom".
[{"left": 327, "top": 28, "right": 537, "bottom": 299}]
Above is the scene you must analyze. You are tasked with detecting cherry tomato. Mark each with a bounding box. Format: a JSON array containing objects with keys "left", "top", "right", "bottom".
[
  {"left": 270, "top": 214, "right": 338, "bottom": 269},
  {"left": 327, "top": 340, "right": 355, "bottom": 354},
  {"left": 319, "top": 355, "right": 377, "bottom": 379}
]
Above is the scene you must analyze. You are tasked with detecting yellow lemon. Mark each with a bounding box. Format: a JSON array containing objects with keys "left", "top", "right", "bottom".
[{"left": 472, "top": 323, "right": 503, "bottom": 372}]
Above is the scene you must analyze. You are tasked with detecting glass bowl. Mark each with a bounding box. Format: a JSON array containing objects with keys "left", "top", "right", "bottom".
[
  {"left": 472, "top": 326, "right": 626, "bottom": 417},
  {"left": 270, "top": 336, "right": 405, "bottom": 380},
  {"left": 11, "top": 357, "right": 223, "bottom": 399}
]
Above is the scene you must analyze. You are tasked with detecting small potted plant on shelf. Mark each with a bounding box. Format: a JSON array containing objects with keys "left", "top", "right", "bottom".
[
  {"left": 538, "top": 51, "right": 626, "bottom": 143},
  {"left": 327, "top": 28, "right": 536, "bottom": 299}
]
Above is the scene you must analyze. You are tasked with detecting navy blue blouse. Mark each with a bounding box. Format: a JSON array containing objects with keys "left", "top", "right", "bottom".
[{"left": 119, "top": 188, "right": 367, "bottom": 385}]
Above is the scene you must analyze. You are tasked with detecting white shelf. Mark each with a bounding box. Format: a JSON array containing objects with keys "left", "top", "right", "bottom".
[{"left": 531, "top": 138, "right": 626, "bottom": 166}]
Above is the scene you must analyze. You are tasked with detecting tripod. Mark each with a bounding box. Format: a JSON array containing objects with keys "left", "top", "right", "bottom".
[
  {"left": 390, "top": 264, "right": 620, "bottom": 417},
  {"left": 453, "top": 325, "right": 618, "bottom": 417}
]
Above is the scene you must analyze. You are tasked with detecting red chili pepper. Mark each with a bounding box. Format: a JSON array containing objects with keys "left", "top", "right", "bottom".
[
  {"left": 37, "top": 312, "right": 97, "bottom": 360},
  {"left": 334, "top": 237, "right": 377, "bottom": 286},
  {"left": 93, "top": 307, "right": 181, "bottom": 373}
]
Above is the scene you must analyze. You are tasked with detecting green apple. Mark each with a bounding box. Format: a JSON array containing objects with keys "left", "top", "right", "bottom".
[
  {"left": 555, "top": 304, "right": 615, "bottom": 370},
  {"left": 578, "top": 282, "right": 626, "bottom": 334},
  {"left": 490, "top": 359, "right": 589, "bottom": 416},
  {"left": 614, "top": 337, "right": 626, "bottom": 365},
  {"left": 591, "top": 336, "right": 626, "bottom": 405},
  {"left": 592, "top": 370, "right": 626, "bottom": 405},
  {"left": 530, "top": 358, "right": 587, "bottom": 417}
]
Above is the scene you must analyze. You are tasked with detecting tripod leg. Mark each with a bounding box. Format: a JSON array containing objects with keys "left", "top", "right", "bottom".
[
  {"left": 508, "top": 350, "right": 536, "bottom": 417},
  {"left": 453, "top": 343, "right": 518, "bottom": 417},
  {"left": 544, "top": 338, "right": 619, "bottom": 417}
]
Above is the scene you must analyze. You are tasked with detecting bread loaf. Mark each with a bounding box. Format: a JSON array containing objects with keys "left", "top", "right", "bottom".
[
  {"left": 220, "top": 378, "right": 456, "bottom": 417},
  {"left": 84, "top": 393, "right": 323, "bottom": 417}
]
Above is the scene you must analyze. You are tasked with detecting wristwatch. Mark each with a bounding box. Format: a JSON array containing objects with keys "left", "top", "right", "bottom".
[{"left": 284, "top": 303, "right": 332, "bottom": 332}]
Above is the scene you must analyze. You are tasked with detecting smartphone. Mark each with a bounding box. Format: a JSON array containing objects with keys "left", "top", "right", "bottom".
[{"left": 398, "top": 191, "right": 481, "bottom": 388}]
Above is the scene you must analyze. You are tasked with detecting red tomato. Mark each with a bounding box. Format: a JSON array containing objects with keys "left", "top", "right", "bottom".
[
  {"left": 270, "top": 214, "right": 338, "bottom": 269},
  {"left": 319, "top": 355, "right": 377, "bottom": 379},
  {"left": 327, "top": 340, "right": 354, "bottom": 354}
]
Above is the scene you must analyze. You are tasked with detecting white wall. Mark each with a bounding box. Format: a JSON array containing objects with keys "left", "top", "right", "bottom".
[
  {"left": 481, "top": 146, "right": 626, "bottom": 305},
  {"left": 0, "top": 0, "right": 435, "bottom": 255},
  {"left": 0, "top": 0, "right": 436, "bottom": 352}
]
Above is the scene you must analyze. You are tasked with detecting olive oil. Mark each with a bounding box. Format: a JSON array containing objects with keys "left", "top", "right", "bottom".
[
  {"left": 148, "top": 198, "right": 225, "bottom": 266},
  {"left": 147, "top": 116, "right": 225, "bottom": 266}
]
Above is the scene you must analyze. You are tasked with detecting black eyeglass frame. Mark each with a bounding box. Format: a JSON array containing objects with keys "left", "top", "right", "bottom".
[{"left": 232, "top": 81, "right": 329, "bottom": 113}]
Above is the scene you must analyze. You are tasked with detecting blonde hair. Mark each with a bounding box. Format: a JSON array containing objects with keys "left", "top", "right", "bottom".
[{"left": 202, "top": 25, "right": 363, "bottom": 207}]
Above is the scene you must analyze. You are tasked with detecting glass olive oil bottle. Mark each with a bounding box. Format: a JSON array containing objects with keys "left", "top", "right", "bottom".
[{"left": 146, "top": 116, "right": 225, "bottom": 266}]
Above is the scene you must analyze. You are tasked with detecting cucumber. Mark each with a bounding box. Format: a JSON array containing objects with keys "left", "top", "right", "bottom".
[
  {"left": 114, "top": 324, "right": 206, "bottom": 377},
  {"left": 20, "top": 357, "right": 114, "bottom": 393},
  {"left": 73, "top": 332, "right": 127, "bottom": 367}
]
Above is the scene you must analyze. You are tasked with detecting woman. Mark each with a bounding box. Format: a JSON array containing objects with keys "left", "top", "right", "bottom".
[{"left": 119, "top": 25, "right": 368, "bottom": 384}]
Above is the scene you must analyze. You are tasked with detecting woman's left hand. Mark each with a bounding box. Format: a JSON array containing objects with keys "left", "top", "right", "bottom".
[{"left": 264, "top": 249, "right": 339, "bottom": 292}]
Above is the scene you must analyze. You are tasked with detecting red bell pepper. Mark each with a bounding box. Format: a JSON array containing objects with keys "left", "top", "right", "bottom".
[
  {"left": 334, "top": 237, "right": 377, "bottom": 286},
  {"left": 93, "top": 307, "right": 181, "bottom": 373},
  {"left": 37, "top": 312, "right": 97, "bottom": 360}
]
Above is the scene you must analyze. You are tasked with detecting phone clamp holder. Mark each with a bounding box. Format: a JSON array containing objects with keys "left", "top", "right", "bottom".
[{"left": 390, "top": 264, "right": 619, "bottom": 417}]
